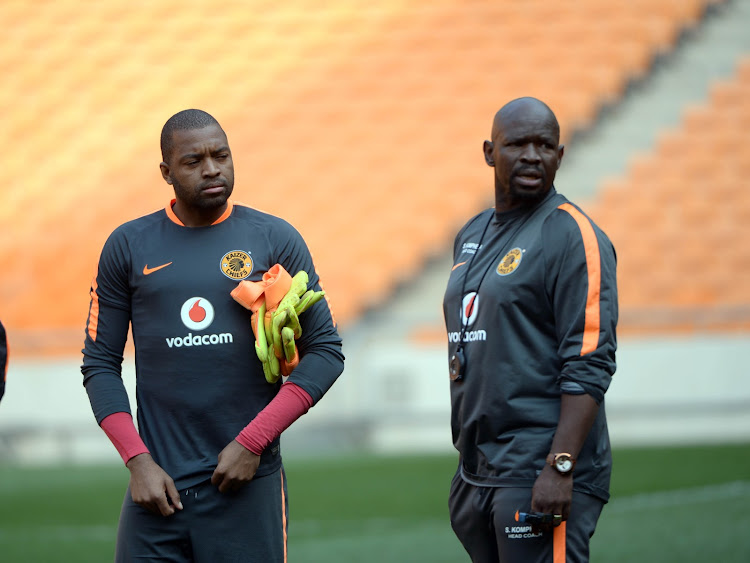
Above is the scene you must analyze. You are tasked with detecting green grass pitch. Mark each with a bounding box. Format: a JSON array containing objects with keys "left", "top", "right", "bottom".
[{"left": 0, "top": 443, "right": 748, "bottom": 562}]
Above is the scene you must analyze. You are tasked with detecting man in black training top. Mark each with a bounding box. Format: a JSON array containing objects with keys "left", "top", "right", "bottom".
[
  {"left": 444, "top": 97, "right": 618, "bottom": 563},
  {"left": 0, "top": 320, "right": 7, "bottom": 403},
  {"left": 82, "top": 109, "right": 344, "bottom": 562}
]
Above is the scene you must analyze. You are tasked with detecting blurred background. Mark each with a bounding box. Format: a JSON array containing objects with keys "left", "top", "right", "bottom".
[{"left": 0, "top": 0, "right": 749, "bottom": 561}]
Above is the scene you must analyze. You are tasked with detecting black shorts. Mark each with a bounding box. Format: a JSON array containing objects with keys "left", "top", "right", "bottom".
[
  {"left": 449, "top": 469, "right": 604, "bottom": 563},
  {"left": 115, "top": 467, "right": 288, "bottom": 562}
]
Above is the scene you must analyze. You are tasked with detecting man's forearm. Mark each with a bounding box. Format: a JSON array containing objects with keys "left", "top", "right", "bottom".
[{"left": 549, "top": 393, "right": 600, "bottom": 458}]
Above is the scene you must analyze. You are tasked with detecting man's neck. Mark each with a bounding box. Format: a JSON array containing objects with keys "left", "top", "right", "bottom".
[{"left": 171, "top": 200, "right": 228, "bottom": 227}]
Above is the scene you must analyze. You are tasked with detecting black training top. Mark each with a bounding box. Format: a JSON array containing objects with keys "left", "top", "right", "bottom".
[
  {"left": 443, "top": 188, "right": 618, "bottom": 502},
  {"left": 82, "top": 200, "right": 344, "bottom": 488},
  {"left": 0, "top": 320, "right": 7, "bottom": 402}
]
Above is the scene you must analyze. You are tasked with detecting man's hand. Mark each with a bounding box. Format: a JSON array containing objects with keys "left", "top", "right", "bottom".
[
  {"left": 211, "top": 440, "right": 261, "bottom": 493},
  {"left": 530, "top": 465, "right": 573, "bottom": 532},
  {"left": 529, "top": 393, "right": 600, "bottom": 531},
  {"left": 126, "top": 453, "right": 183, "bottom": 517}
]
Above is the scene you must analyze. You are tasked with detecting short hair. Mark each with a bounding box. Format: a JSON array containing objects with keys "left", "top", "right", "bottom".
[{"left": 160, "top": 109, "right": 224, "bottom": 162}]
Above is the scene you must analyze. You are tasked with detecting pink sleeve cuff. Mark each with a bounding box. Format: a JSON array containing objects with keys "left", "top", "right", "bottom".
[
  {"left": 100, "top": 412, "right": 150, "bottom": 464},
  {"left": 236, "top": 382, "right": 314, "bottom": 455}
]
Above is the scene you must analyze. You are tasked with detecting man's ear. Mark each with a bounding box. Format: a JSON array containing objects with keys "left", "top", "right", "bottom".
[
  {"left": 556, "top": 145, "right": 565, "bottom": 170},
  {"left": 483, "top": 140, "right": 494, "bottom": 167},
  {"left": 160, "top": 162, "right": 173, "bottom": 185}
]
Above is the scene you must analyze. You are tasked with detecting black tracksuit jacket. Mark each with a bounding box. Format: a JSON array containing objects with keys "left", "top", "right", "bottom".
[{"left": 444, "top": 188, "right": 618, "bottom": 502}]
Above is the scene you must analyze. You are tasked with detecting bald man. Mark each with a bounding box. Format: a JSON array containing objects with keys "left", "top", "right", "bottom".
[{"left": 443, "top": 98, "right": 618, "bottom": 562}]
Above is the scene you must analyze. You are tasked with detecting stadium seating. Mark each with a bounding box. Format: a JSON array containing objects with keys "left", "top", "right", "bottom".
[
  {"left": 585, "top": 56, "right": 750, "bottom": 334},
  {"left": 0, "top": 0, "right": 728, "bottom": 354}
]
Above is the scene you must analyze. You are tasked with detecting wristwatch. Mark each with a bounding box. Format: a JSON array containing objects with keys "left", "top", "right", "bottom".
[{"left": 546, "top": 452, "right": 576, "bottom": 475}]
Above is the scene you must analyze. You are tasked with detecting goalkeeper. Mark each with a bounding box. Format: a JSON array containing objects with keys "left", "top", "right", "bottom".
[{"left": 81, "top": 109, "right": 344, "bottom": 562}]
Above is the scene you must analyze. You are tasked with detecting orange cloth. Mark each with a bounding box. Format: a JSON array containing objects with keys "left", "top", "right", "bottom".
[
  {"left": 230, "top": 264, "right": 301, "bottom": 376},
  {"left": 230, "top": 263, "right": 293, "bottom": 313}
]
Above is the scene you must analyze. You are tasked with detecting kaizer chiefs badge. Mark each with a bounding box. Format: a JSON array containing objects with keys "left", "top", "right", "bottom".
[
  {"left": 496, "top": 247, "right": 523, "bottom": 276},
  {"left": 220, "top": 250, "right": 253, "bottom": 280}
]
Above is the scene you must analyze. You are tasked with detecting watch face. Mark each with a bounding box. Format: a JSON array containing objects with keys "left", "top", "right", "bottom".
[{"left": 557, "top": 458, "right": 573, "bottom": 472}]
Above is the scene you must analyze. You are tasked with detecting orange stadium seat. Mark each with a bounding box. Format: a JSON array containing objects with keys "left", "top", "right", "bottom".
[
  {"left": 0, "top": 0, "right": 727, "bottom": 355},
  {"left": 586, "top": 56, "right": 750, "bottom": 334}
]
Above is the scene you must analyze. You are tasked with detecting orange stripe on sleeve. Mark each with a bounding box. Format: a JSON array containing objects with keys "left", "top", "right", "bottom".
[
  {"left": 2, "top": 333, "right": 8, "bottom": 383},
  {"left": 553, "top": 521, "right": 567, "bottom": 563},
  {"left": 281, "top": 471, "right": 288, "bottom": 563},
  {"left": 557, "top": 203, "right": 601, "bottom": 356},
  {"left": 87, "top": 277, "right": 100, "bottom": 342}
]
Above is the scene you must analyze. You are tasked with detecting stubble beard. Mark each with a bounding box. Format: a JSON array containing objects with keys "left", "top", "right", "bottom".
[{"left": 172, "top": 177, "right": 233, "bottom": 210}]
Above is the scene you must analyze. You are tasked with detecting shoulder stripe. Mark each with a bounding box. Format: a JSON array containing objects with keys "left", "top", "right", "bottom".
[
  {"left": 557, "top": 203, "right": 601, "bottom": 356},
  {"left": 87, "top": 277, "right": 100, "bottom": 342}
]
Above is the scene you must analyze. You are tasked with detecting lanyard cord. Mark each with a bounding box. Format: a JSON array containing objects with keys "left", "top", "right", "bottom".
[
  {"left": 455, "top": 205, "right": 539, "bottom": 348},
  {"left": 455, "top": 211, "right": 494, "bottom": 347}
]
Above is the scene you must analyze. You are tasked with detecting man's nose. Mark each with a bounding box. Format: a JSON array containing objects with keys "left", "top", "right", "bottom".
[
  {"left": 202, "top": 158, "right": 221, "bottom": 176},
  {"left": 520, "top": 143, "right": 541, "bottom": 162}
]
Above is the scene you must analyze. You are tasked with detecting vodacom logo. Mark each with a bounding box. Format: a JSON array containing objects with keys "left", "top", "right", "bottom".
[
  {"left": 180, "top": 297, "right": 215, "bottom": 330},
  {"left": 167, "top": 297, "right": 232, "bottom": 349},
  {"left": 461, "top": 292, "right": 479, "bottom": 326},
  {"left": 447, "top": 292, "right": 486, "bottom": 344}
]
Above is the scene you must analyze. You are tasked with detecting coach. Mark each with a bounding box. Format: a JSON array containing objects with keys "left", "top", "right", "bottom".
[{"left": 443, "top": 97, "right": 618, "bottom": 562}]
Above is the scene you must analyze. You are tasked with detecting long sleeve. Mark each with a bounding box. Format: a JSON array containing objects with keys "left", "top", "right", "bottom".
[
  {"left": 81, "top": 229, "right": 133, "bottom": 422},
  {"left": 543, "top": 203, "right": 618, "bottom": 404}
]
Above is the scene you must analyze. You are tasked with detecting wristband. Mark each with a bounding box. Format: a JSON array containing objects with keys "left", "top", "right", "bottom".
[
  {"left": 100, "top": 412, "right": 149, "bottom": 464},
  {"left": 236, "top": 382, "right": 313, "bottom": 455}
]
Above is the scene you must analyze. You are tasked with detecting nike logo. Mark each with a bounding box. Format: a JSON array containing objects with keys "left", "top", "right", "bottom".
[
  {"left": 143, "top": 262, "right": 173, "bottom": 275},
  {"left": 451, "top": 261, "right": 467, "bottom": 271}
]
